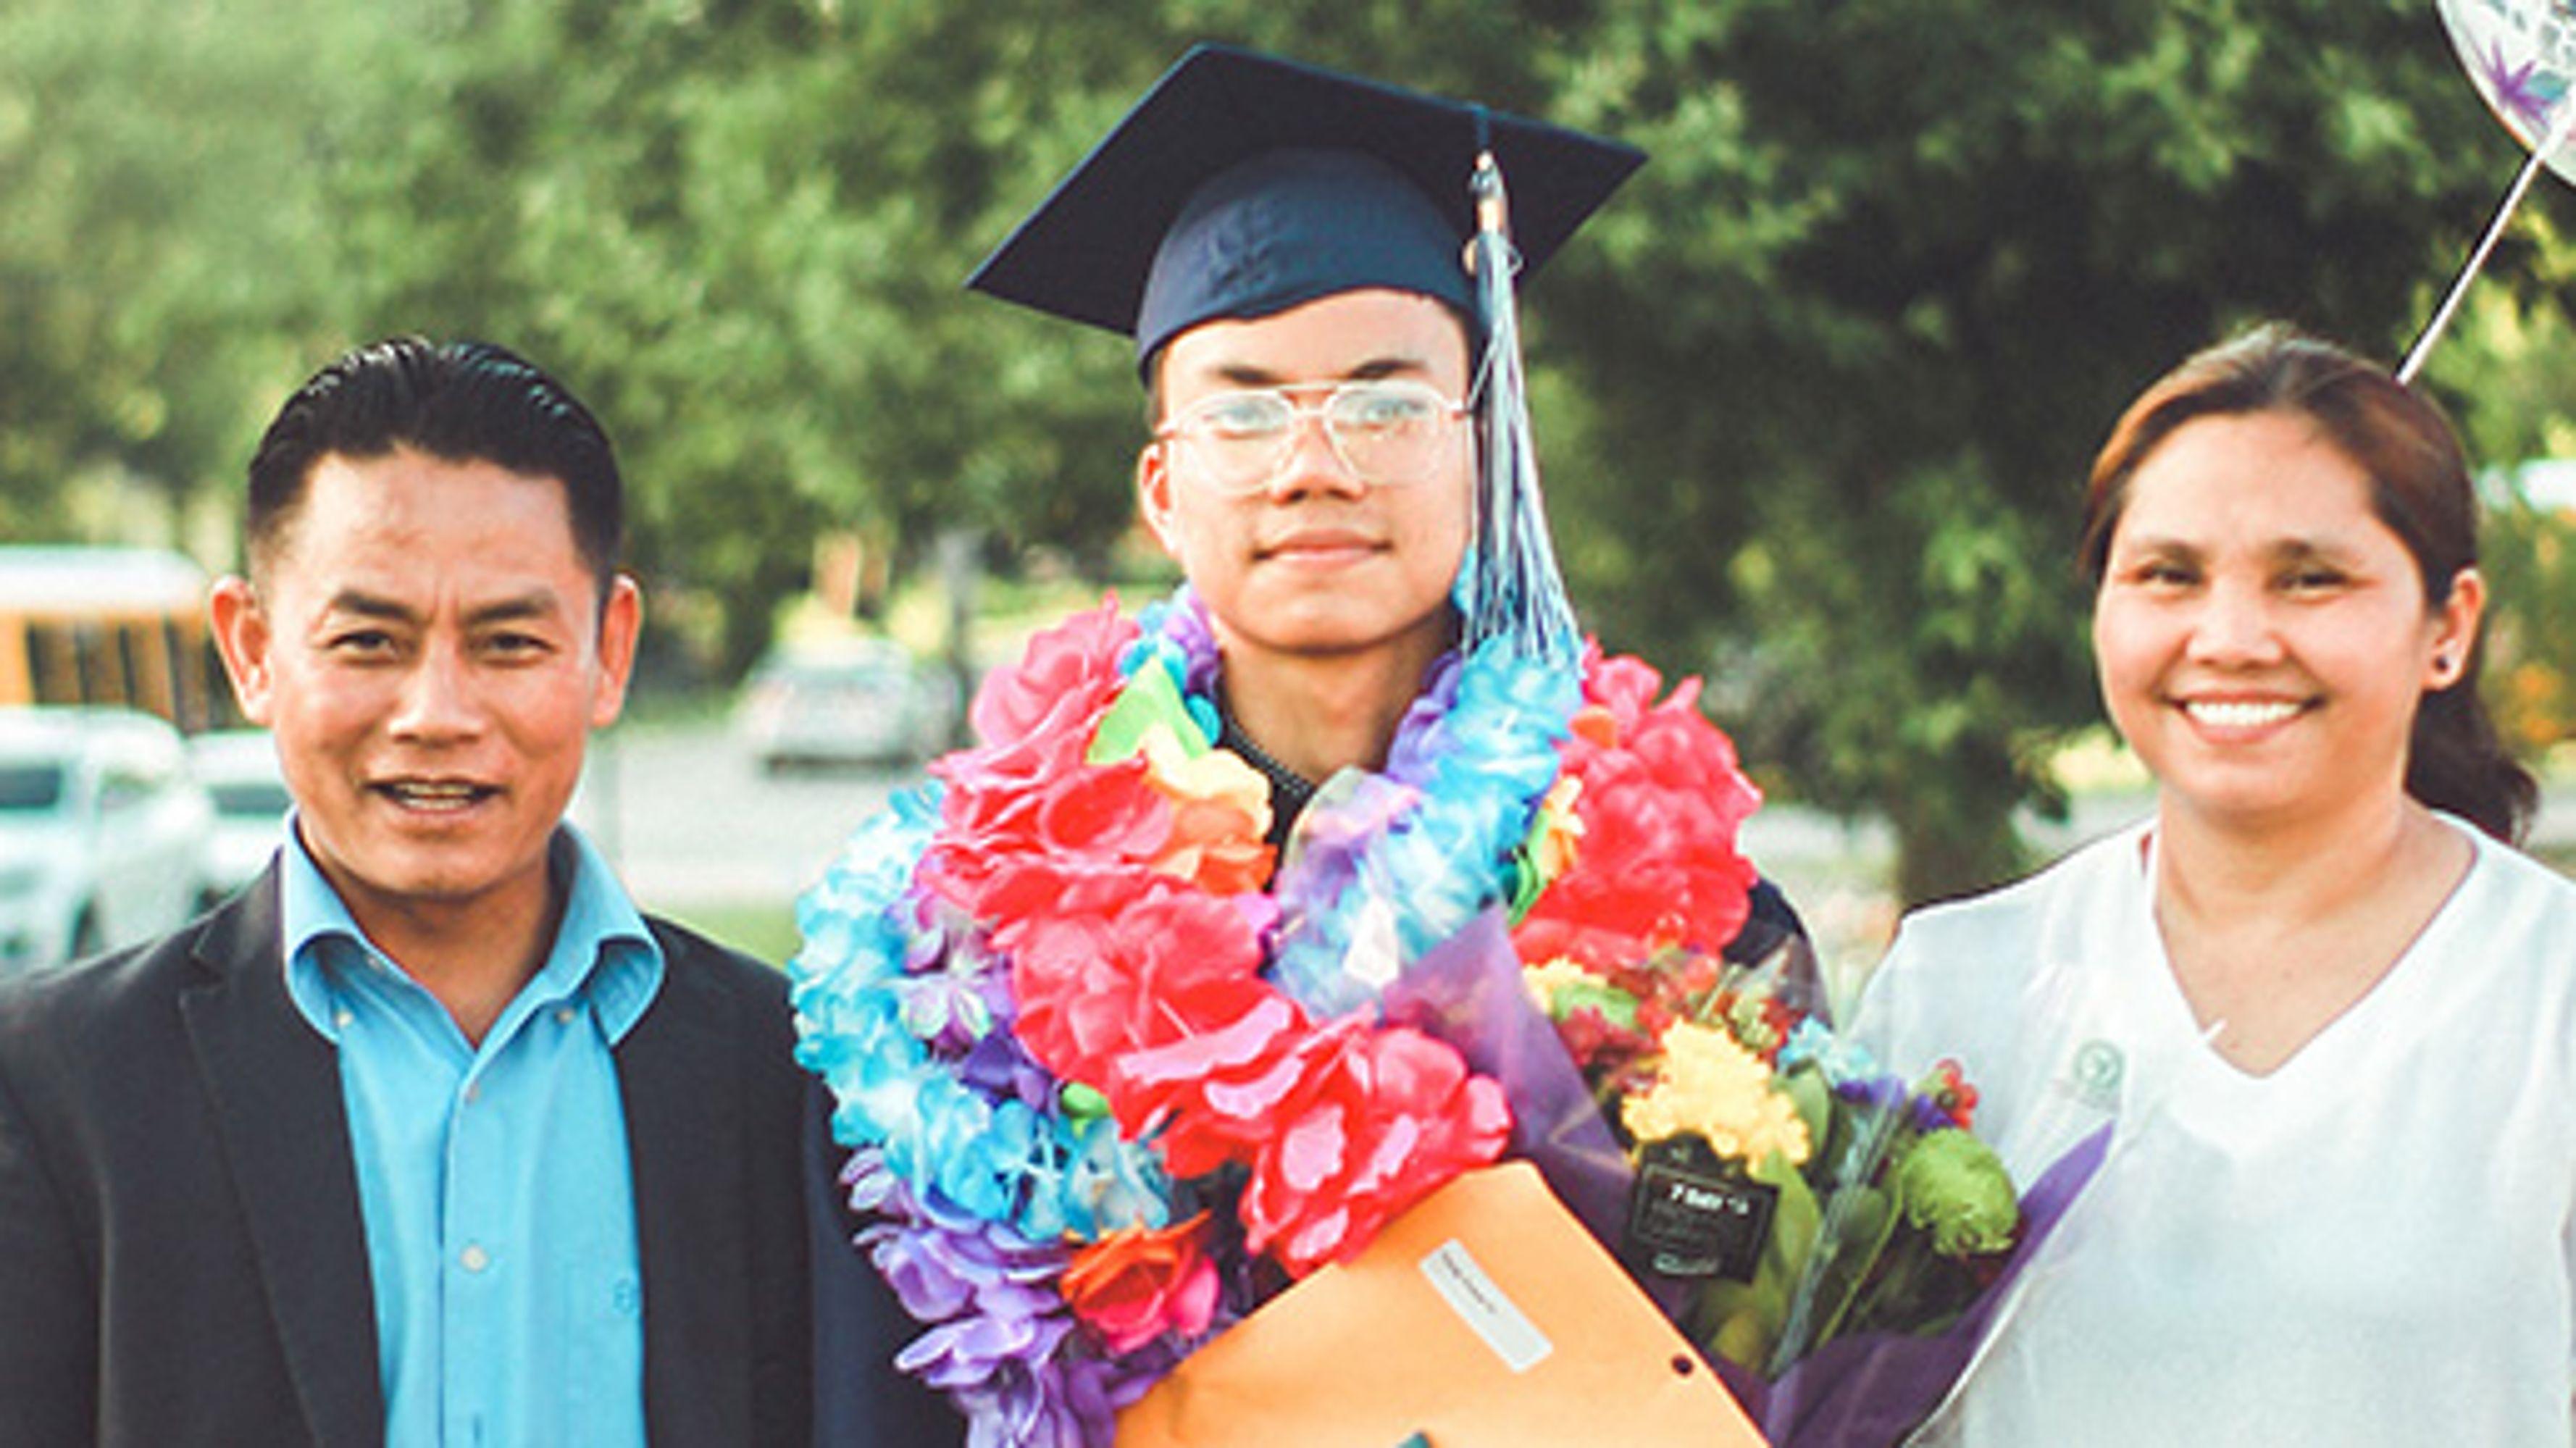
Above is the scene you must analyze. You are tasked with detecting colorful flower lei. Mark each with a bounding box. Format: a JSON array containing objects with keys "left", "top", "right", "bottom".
[{"left": 791, "top": 585, "right": 1766, "bottom": 1445}]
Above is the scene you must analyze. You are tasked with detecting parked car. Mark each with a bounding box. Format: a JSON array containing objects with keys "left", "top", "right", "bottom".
[
  {"left": 189, "top": 727, "right": 292, "bottom": 905},
  {"left": 0, "top": 707, "right": 215, "bottom": 976},
  {"left": 735, "top": 637, "right": 956, "bottom": 772}
]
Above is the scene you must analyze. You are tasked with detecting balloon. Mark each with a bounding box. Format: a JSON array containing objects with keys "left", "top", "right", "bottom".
[
  {"left": 2404, "top": 0, "right": 2576, "bottom": 378},
  {"left": 2435, "top": 0, "right": 2576, "bottom": 180}
]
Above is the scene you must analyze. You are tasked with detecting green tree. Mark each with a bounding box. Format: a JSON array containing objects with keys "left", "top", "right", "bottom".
[
  {"left": 11, "top": 0, "right": 2558, "bottom": 907},
  {"left": 1535, "top": 0, "right": 2529, "bottom": 902},
  {"left": 290, "top": 0, "right": 1187, "bottom": 676},
  {"left": 2427, "top": 285, "right": 2576, "bottom": 756},
  {"left": 0, "top": 0, "right": 362, "bottom": 540}
]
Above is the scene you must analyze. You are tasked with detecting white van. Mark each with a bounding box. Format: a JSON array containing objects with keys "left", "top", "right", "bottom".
[{"left": 0, "top": 707, "right": 216, "bottom": 976}]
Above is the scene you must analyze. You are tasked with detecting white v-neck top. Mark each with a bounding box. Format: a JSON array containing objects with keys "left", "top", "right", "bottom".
[{"left": 1851, "top": 816, "right": 2576, "bottom": 1445}]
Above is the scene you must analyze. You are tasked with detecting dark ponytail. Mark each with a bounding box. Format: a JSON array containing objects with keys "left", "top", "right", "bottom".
[{"left": 2409, "top": 671, "right": 2538, "bottom": 844}]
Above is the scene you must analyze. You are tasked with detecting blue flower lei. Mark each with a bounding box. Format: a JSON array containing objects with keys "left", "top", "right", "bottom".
[{"left": 788, "top": 584, "right": 1587, "bottom": 1440}]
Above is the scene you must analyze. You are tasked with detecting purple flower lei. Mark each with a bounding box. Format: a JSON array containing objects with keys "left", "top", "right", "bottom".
[{"left": 793, "top": 583, "right": 1590, "bottom": 1445}]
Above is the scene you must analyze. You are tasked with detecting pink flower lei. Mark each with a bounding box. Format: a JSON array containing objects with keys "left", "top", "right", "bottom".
[{"left": 790, "top": 585, "right": 1764, "bottom": 1445}]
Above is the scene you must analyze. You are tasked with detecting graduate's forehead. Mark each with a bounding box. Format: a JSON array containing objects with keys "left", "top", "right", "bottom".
[{"left": 1158, "top": 290, "right": 1472, "bottom": 388}]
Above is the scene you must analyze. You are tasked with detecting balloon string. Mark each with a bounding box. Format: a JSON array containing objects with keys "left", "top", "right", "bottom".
[{"left": 2399, "top": 102, "right": 2576, "bottom": 384}]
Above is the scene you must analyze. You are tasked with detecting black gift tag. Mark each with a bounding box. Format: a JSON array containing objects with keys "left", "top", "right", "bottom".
[{"left": 1625, "top": 1137, "right": 1778, "bottom": 1283}]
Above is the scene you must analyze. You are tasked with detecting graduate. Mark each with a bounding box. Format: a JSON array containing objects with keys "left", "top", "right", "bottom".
[{"left": 793, "top": 44, "right": 1808, "bottom": 1443}]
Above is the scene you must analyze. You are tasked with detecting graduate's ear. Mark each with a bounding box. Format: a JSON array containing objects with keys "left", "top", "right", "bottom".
[{"left": 1138, "top": 441, "right": 1183, "bottom": 560}]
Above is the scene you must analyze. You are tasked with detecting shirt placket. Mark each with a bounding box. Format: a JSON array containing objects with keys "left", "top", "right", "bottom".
[{"left": 442, "top": 1034, "right": 509, "bottom": 1444}]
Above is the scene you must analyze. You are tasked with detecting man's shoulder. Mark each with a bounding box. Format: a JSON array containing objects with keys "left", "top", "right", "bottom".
[
  {"left": 0, "top": 908, "right": 238, "bottom": 1090},
  {"left": 0, "top": 908, "right": 230, "bottom": 1021}
]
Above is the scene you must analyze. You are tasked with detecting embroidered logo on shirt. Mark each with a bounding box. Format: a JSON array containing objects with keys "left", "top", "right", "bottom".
[{"left": 2064, "top": 1039, "right": 2124, "bottom": 1113}]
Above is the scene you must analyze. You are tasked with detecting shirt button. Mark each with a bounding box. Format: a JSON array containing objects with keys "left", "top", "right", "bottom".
[
  {"left": 554, "top": 1006, "right": 577, "bottom": 1025},
  {"left": 333, "top": 1010, "right": 354, "bottom": 1030},
  {"left": 460, "top": 1244, "right": 491, "bottom": 1273}
]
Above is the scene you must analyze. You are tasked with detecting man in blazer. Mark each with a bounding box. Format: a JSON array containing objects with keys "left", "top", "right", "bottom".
[{"left": 0, "top": 338, "right": 954, "bottom": 1447}]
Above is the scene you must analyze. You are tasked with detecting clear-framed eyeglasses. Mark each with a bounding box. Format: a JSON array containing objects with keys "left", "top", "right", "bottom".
[{"left": 1155, "top": 379, "right": 1471, "bottom": 495}]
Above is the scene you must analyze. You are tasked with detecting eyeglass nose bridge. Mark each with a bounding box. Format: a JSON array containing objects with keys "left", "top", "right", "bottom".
[{"left": 1266, "top": 388, "right": 1368, "bottom": 486}]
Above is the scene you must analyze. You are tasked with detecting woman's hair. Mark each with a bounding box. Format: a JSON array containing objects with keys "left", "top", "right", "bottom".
[{"left": 2077, "top": 322, "right": 2535, "bottom": 844}]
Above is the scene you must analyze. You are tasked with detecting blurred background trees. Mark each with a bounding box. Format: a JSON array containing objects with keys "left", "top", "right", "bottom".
[{"left": 6, "top": 0, "right": 2573, "bottom": 903}]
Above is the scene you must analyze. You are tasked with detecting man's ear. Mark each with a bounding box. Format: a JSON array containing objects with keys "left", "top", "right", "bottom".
[
  {"left": 590, "top": 574, "right": 643, "bottom": 729},
  {"left": 1137, "top": 443, "right": 1183, "bottom": 559},
  {"left": 208, "top": 576, "right": 276, "bottom": 725}
]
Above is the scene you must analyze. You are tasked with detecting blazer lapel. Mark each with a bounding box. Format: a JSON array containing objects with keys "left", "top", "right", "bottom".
[
  {"left": 620, "top": 945, "right": 747, "bottom": 1446},
  {"left": 180, "top": 870, "right": 385, "bottom": 1448}
]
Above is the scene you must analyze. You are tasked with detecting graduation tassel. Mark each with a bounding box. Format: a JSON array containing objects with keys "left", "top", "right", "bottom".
[{"left": 1462, "top": 121, "right": 1583, "bottom": 664}]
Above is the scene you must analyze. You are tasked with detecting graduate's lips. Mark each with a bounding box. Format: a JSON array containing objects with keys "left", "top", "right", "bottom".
[{"left": 1256, "top": 526, "right": 1385, "bottom": 564}]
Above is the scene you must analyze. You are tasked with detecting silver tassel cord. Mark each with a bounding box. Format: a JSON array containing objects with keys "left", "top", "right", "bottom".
[{"left": 1463, "top": 138, "right": 1582, "bottom": 664}]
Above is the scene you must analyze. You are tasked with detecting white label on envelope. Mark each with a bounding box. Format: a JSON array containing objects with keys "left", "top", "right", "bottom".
[{"left": 1418, "top": 1238, "right": 1554, "bottom": 1373}]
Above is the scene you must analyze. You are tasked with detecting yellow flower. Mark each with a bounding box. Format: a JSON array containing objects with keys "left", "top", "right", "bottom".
[
  {"left": 1623, "top": 1021, "right": 1811, "bottom": 1167},
  {"left": 1522, "top": 958, "right": 1596, "bottom": 1015}
]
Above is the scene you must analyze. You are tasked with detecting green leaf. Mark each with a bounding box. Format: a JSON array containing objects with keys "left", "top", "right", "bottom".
[{"left": 1087, "top": 662, "right": 1199, "bottom": 765}]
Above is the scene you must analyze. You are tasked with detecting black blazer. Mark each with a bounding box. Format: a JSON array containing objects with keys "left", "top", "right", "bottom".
[{"left": 0, "top": 864, "right": 958, "bottom": 1447}]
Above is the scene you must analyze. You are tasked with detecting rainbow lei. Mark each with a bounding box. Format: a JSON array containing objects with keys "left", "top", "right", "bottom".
[{"left": 790, "top": 585, "right": 1763, "bottom": 1445}]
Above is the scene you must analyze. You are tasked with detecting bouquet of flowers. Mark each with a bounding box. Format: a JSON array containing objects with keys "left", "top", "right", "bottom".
[
  {"left": 1517, "top": 940, "right": 2105, "bottom": 1444},
  {"left": 790, "top": 587, "right": 2090, "bottom": 1447}
]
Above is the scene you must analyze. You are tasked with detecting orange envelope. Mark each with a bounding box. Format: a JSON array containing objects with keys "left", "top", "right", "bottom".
[{"left": 1116, "top": 1160, "right": 1767, "bottom": 1447}]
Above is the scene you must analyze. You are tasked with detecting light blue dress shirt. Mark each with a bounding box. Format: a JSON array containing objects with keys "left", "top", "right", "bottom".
[{"left": 281, "top": 822, "right": 664, "bottom": 1447}]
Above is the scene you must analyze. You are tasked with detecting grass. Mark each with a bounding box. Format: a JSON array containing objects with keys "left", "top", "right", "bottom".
[{"left": 662, "top": 899, "right": 803, "bottom": 965}]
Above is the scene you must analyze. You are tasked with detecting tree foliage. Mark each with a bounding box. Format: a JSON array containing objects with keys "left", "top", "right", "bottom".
[
  {"left": 6, "top": 0, "right": 2564, "bottom": 899},
  {"left": 1532, "top": 0, "right": 2535, "bottom": 900},
  {"left": 0, "top": 0, "right": 364, "bottom": 538}
]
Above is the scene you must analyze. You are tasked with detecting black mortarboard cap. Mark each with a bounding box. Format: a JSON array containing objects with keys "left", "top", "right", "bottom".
[{"left": 966, "top": 43, "right": 1646, "bottom": 368}]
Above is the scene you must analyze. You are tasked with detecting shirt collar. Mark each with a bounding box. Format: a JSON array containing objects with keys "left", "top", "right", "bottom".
[{"left": 280, "top": 816, "right": 664, "bottom": 1045}]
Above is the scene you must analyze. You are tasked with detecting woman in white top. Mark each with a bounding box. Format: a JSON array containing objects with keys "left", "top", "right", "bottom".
[{"left": 1852, "top": 325, "right": 2572, "bottom": 1445}]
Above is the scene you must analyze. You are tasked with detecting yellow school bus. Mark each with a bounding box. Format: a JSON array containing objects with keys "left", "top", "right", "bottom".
[{"left": 0, "top": 546, "right": 225, "bottom": 732}]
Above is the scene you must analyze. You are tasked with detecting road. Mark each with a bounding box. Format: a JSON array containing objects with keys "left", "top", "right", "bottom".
[{"left": 568, "top": 721, "right": 910, "bottom": 912}]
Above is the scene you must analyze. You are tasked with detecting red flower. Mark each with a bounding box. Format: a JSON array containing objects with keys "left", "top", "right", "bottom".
[
  {"left": 1920, "top": 1058, "right": 1981, "bottom": 1130},
  {"left": 921, "top": 606, "right": 1142, "bottom": 914},
  {"left": 1578, "top": 652, "right": 1667, "bottom": 732},
  {"left": 1515, "top": 655, "right": 1760, "bottom": 969},
  {"left": 1061, "top": 1213, "right": 1222, "bottom": 1355},
  {"left": 1109, "top": 990, "right": 1312, "bottom": 1179},
  {"left": 969, "top": 600, "right": 1136, "bottom": 748},
  {"left": 1002, "top": 878, "right": 1270, "bottom": 1097},
  {"left": 927, "top": 757, "right": 1174, "bottom": 921},
  {"left": 1237, "top": 1020, "right": 1511, "bottom": 1276}
]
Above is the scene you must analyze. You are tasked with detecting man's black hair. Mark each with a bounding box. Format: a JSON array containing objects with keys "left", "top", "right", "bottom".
[{"left": 245, "top": 337, "right": 622, "bottom": 590}]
